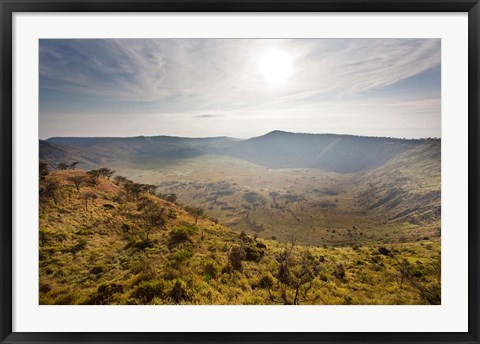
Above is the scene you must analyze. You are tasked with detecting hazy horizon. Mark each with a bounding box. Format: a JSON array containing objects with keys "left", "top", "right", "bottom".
[
  {"left": 42, "top": 129, "right": 441, "bottom": 141},
  {"left": 40, "top": 38, "right": 441, "bottom": 140}
]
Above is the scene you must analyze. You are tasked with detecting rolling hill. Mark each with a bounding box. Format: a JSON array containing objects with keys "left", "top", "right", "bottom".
[{"left": 223, "top": 130, "right": 428, "bottom": 173}]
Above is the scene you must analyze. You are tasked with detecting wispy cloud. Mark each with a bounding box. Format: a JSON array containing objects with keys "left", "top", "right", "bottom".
[
  {"left": 193, "top": 114, "right": 224, "bottom": 118},
  {"left": 39, "top": 38, "right": 440, "bottom": 139}
]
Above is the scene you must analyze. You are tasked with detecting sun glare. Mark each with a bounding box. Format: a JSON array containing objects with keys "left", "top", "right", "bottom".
[{"left": 258, "top": 50, "right": 293, "bottom": 84}]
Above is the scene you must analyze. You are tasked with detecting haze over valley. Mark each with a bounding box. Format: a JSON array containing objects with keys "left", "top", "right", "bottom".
[{"left": 41, "top": 131, "right": 440, "bottom": 246}]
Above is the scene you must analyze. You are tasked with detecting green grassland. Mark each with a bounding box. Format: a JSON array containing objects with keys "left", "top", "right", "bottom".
[{"left": 39, "top": 170, "right": 440, "bottom": 305}]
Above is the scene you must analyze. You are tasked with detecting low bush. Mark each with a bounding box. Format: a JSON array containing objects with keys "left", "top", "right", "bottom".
[
  {"left": 131, "top": 280, "right": 167, "bottom": 303},
  {"left": 85, "top": 283, "right": 124, "bottom": 305},
  {"left": 169, "top": 279, "right": 191, "bottom": 303},
  {"left": 170, "top": 226, "right": 196, "bottom": 245}
]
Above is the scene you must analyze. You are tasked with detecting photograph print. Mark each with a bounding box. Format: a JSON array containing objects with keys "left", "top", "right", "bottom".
[{"left": 39, "top": 38, "right": 441, "bottom": 305}]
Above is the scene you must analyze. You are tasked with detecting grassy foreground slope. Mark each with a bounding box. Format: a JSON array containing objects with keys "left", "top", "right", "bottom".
[{"left": 39, "top": 170, "right": 440, "bottom": 305}]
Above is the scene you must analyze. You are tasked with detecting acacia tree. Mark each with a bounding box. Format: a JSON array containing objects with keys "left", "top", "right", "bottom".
[
  {"left": 67, "top": 175, "right": 87, "bottom": 193},
  {"left": 142, "top": 203, "right": 167, "bottom": 240},
  {"left": 87, "top": 170, "right": 101, "bottom": 186},
  {"left": 189, "top": 206, "right": 204, "bottom": 224},
  {"left": 141, "top": 184, "right": 157, "bottom": 195},
  {"left": 269, "top": 191, "right": 280, "bottom": 202},
  {"left": 70, "top": 161, "right": 80, "bottom": 170},
  {"left": 159, "top": 193, "right": 177, "bottom": 203},
  {"left": 124, "top": 181, "right": 143, "bottom": 201},
  {"left": 82, "top": 192, "right": 98, "bottom": 211},
  {"left": 57, "top": 162, "right": 69, "bottom": 170},
  {"left": 40, "top": 178, "right": 60, "bottom": 205},
  {"left": 114, "top": 175, "right": 128, "bottom": 185},
  {"left": 97, "top": 168, "right": 115, "bottom": 180}
]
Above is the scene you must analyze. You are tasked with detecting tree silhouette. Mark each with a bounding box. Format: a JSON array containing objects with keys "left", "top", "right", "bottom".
[
  {"left": 67, "top": 175, "right": 87, "bottom": 193},
  {"left": 188, "top": 206, "right": 204, "bottom": 224},
  {"left": 70, "top": 161, "right": 80, "bottom": 170},
  {"left": 39, "top": 161, "right": 49, "bottom": 180},
  {"left": 40, "top": 178, "right": 60, "bottom": 205},
  {"left": 57, "top": 162, "right": 69, "bottom": 170},
  {"left": 87, "top": 170, "right": 101, "bottom": 186},
  {"left": 81, "top": 192, "right": 98, "bottom": 211},
  {"left": 124, "top": 181, "right": 143, "bottom": 201},
  {"left": 97, "top": 168, "right": 115, "bottom": 180},
  {"left": 159, "top": 193, "right": 177, "bottom": 203},
  {"left": 140, "top": 184, "right": 157, "bottom": 195},
  {"left": 114, "top": 175, "right": 128, "bottom": 185},
  {"left": 143, "top": 203, "right": 167, "bottom": 240}
]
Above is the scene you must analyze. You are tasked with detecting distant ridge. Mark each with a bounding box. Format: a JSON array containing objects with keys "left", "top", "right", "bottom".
[
  {"left": 222, "top": 131, "right": 435, "bottom": 173},
  {"left": 42, "top": 131, "right": 439, "bottom": 173}
]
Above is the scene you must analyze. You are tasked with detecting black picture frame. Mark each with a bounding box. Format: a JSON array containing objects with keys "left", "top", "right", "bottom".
[{"left": 1, "top": 1, "right": 479, "bottom": 343}]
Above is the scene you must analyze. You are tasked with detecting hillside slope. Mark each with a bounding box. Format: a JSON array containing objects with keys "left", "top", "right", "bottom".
[
  {"left": 45, "top": 136, "right": 239, "bottom": 168},
  {"left": 354, "top": 141, "right": 441, "bottom": 229},
  {"left": 39, "top": 140, "right": 97, "bottom": 170},
  {"left": 39, "top": 170, "right": 441, "bottom": 305}
]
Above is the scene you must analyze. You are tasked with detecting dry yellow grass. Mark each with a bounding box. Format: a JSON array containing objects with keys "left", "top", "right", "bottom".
[{"left": 39, "top": 170, "right": 441, "bottom": 305}]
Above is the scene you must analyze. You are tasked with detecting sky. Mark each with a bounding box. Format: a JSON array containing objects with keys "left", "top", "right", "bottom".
[{"left": 39, "top": 39, "right": 441, "bottom": 139}]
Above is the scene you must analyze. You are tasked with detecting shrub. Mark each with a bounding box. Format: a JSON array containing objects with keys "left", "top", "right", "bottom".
[
  {"left": 169, "top": 279, "right": 191, "bottom": 303},
  {"left": 121, "top": 223, "right": 131, "bottom": 233},
  {"left": 70, "top": 239, "right": 87, "bottom": 256},
  {"left": 258, "top": 273, "right": 274, "bottom": 289},
  {"left": 131, "top": 280, "right": 167, "bottom": 303},
  {"left": 204, "top": 259, "right": 219, "bottom": 280},
  {"left": 343, "top": 296, "right": 353, "bottom": 305},
  {"left": 126, "top": 238, "right": 154, "bottom": 250},
  {"left": 244, "top": 245, "right": 263, "bottom": 262},
  {"left": 334, "top": 263, "right": 346, "bottom": 282},
  {"left": 167, "top": 249, "right": 193, "bottom": 268},
  {"left": 378, "top": 247, "right": 391, "bottom": 256},
  {"left": 170, "top": 226, "right": 196, "bottom": 245},
  {"left": 167, "top": 209, "right": 177, "bottom": 219},
  {"left": 85, "top": 283, "right": 123, "bottom": 305},
  {"left": 90, "top": 265, "right": 104, "bottom": 276},
  {"left": 228, "top": 244, "right": 246, "bottom": 271},
  {"left": 256, "top": 242, "right": 267, "bottom": 249},
  {"left": 39, "top": 283, "right": 51, "bottom": 293}
]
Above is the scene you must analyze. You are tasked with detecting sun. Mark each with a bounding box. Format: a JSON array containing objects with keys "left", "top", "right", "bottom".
[{"left": 257, "top": 50, "right": 293, "bottom": 84}]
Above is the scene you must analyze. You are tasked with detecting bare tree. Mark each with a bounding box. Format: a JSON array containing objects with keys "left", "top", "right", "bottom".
[
  {"left": 394, "top": 256, "right": 441, "bottom": 305},
  {"left": 269, "top": 237, "right": 326, "bottom": 305}
]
